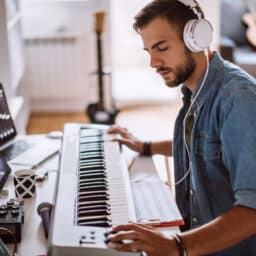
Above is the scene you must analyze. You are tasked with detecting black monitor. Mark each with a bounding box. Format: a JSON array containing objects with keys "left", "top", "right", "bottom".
[
  {"left": 0, "top": 152, "right": 11, "bottom": 192},
  {"left": 0, "top": 83, "right": 17, "bottom": 148}
]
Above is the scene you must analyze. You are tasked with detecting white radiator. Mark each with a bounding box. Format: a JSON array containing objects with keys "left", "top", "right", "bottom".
[{"left": 25, "top": 35, "right": 95, "bottom": 111}]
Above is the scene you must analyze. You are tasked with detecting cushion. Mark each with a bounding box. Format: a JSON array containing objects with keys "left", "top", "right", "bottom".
[{"left": 221, "top": 0, "right": 248, "bottom": 45}]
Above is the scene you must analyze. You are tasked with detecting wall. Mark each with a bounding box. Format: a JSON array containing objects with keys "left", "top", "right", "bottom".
[
  {"left": 21, "top": 0, "right": 220, "bottom": 111},
  {"left": 21, "top": 0, "right": 111, "bottom": 112}
]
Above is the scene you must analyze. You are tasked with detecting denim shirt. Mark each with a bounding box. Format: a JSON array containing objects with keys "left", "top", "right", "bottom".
[{"left": 174, "top": 52, "right": 256, "bottom": 255}]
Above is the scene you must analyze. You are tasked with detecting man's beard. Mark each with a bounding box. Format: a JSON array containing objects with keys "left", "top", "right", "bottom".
[{"left": 158, "top": 51, "right": 196, "bottom": 88}]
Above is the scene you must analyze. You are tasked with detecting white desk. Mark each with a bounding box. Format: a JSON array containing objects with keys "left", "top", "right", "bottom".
[
  {"left": 0, "top": 135, "right": 60, "bottom": 256},
  {"left": 1, "top": 136, "right": 178, "bottom": 256}
]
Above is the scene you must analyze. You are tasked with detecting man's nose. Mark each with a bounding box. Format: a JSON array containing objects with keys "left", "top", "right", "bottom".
[{"left": 150, "top": 54, "right": 163, "bottom": 69}]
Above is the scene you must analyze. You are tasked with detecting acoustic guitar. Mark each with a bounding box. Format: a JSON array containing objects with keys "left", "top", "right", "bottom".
[{"left": 242, "top": 0, "right": 256, "bottom": 48}]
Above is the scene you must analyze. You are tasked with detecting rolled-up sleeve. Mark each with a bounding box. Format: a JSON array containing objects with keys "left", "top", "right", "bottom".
[{"left": 221, "top": 84, "right": 256, "bottom": 209}]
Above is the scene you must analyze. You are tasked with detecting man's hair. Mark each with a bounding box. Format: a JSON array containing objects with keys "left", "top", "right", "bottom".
[{"left": 133, "top": 0, "right": 205, "bottom": 39}]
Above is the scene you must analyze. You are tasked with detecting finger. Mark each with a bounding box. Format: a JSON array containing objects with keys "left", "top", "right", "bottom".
[
  {"left": 112, "top": 223, "right": 153, "bottom": 235},
  {"left": 107, "top": 126, "right": 129, "bottom": 138},
  {"left": 110, "top": 240, "right": 152, "bottom": 253},
  {"left": 109, "top": 231, "right": 142, "bottom": 243},
  {"left": 107, "top": 125, "right": 120, "bottom": 133}
]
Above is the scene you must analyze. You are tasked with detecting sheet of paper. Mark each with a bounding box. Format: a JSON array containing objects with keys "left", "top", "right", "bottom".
[{"left": 131, "top": 176, "right": 182, "bottom": 224}]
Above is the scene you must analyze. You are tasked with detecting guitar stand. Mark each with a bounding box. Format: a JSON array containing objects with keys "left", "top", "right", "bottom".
[{"left": 86, "top": 103, "right": 119, "bottom": 125}]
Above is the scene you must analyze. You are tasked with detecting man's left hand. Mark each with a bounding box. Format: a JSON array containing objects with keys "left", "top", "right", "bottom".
[{"left": 105, "top": 223, "right": 179, "bottom": 256}]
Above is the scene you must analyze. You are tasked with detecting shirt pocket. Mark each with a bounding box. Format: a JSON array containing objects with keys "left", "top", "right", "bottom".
[{"left": 195, "top": 134, "right": 222, "bottom": 160}]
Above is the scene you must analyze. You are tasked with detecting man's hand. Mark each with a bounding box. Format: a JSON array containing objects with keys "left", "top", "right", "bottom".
[
  {"left": 107, "top": 126, "right": 144, "bottom": 153},
  {"left": 105, "top": 223, "right": 179, "bottom": 256}
]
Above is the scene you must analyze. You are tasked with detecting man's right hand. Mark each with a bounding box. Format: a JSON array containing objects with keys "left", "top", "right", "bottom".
[{"left": 107, "top": 125, "right": 144, "bottom": 154}]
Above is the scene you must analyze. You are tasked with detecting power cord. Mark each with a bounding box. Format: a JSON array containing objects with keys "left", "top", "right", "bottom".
[{"left": 0, "top": 227, "right": 17, "bottom": 256}]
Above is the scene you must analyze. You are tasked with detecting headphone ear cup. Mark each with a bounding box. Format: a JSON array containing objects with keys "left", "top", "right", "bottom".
[{"left": 183, "top": 19, "right": 213, "bottom": 53}]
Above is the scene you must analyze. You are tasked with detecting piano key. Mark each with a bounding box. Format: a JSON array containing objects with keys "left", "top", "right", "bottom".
[
  {"left": 78, "top": 209, "right": 110, "bottom": 218},
  {"left": 78, "top": 205, "right": 110, "bottom": 212},
  {"left": 78, "top": 220, "right": 111, "bottom": 227},
  {"left": 78, "top": 199, "right": 109, "bottom": 205},
  {"left": 79, "top": 185, "right": 108, "bottom": 192},
  {"left": 78, "top": 191, "right": 109, "bottom": 196},
  {"left": 78, "top": 195, "right": 109, "bottom": 202}
]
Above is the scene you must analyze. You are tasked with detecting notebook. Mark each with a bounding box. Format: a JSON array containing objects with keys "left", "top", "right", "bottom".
[
  {"left": 131, "top": 176, "right": 184, "bottom": 227},
  {"left": 0, "top": 83, "right": 59, "bottom": 167}
]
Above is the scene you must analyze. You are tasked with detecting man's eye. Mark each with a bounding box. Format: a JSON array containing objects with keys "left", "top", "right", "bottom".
[{"left": 157, "top": 46, "right": 168, "bottom": 51}]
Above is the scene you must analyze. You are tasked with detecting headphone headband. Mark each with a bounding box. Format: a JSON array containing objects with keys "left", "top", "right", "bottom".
[{"left": 177, "top": 0, "right": 203, "bottom": 18}]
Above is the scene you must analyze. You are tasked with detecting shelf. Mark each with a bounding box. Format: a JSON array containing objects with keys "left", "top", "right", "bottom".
[
  {"left": 9, "top": 96, "right": 24, "bottom": 120},
  {"left": 7, "top": 12, "right": 22, "bottom": 30},
  {"left": 12, "top": 64, "right": 25, "bottom": 91}
]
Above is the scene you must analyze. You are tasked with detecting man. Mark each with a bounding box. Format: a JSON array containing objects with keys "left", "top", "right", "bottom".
[{"left": 105, "top": 0, "right": 256, "bottom": 255}]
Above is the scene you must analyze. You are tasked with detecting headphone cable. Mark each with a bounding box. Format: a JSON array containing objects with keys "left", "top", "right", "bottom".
[{"left": 175, "top": 49, "right": 209, "bottom": 186}]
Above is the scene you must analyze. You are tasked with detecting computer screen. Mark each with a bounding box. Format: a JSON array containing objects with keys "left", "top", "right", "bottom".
[
  {"left": 0, "top": 152, "right": 11, "bottom": 192},
  {"left": 0, "top": 83, "right": 17, "bottom": 147}
]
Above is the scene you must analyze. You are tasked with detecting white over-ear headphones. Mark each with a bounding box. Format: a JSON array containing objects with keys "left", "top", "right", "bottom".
[{"left": 177, "top": 0, "right": 213, "bottom": 52}]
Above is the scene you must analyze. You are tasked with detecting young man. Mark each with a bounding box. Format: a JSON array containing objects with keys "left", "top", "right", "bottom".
[{"left": 106, "top": 0, "right": 256, "bottom": 255}]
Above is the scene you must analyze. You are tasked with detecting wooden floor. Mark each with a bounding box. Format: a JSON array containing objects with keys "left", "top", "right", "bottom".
[
  {"left": 27, "top": 112, "right": 90, "bottom": 134},
  {"left": 27, "top": 102, "right": 182, "bottom": 140}
]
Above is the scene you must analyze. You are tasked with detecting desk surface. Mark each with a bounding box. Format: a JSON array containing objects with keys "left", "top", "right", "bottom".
[{"left": 1, "top": 135, "right": 178, "bottom": 256}]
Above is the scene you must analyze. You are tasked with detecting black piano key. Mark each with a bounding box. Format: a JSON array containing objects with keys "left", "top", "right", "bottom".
[
  {"left": 79, "top": 171, "right": 107, "bottom": 179},
  {"left": 79, "top": 186, "right": 108, "bottom": 193},
  {"left": 80, "top": 163, "right": 105, "bottom": 168},
  {"left": 80, "top": 162, "right": 105, "bottom": 169},
  {"left": 80, "top": 157, "right": 104, "bottom": 162},
  {"left": 78, "top": 210, "right": 110, "bottom": 218},
  {"left": 80, "top": 134, "right": 102, "bottom": 139},
  {"left": 79, "top": 169, "right": 106, "bottom": 177},
  {"left": 80, "top": 149, "right": 103, "bottom": 154},
  {"left": 79, "top": 156, "right": 104, "bottom": 162},
  {"left": 78, "top": 220, "right": 111, "bottom": 227},
  {"left": 80, "top": 153, "right": 104, "bottom": 158},
  {"left": 78, "top": 191, "right": 109, "bottom": 197},
  {"left": 78, "top": 201, "right": 109, "bottom": 209},
  {"left": 78, "top": 202, "right": 110, "bottom": 209},
  {"left": 78, "top": 205, "right": 110, "bottom": 212},
  {"left": 79, "top": 181, "right": 107, "bottom": 187},
  {"left": 79, "top": 177, "right": 107, "bottom": 184},
  {"left": 78, "top": 194, "right": 109, "bottom": 202},
  {"left": 79, "top": 168, "right": 107, "bottom": 176}
]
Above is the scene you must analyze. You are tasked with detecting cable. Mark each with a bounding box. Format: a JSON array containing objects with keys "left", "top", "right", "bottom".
[
  {"left": 175, "top": 49, "right": 210, "bottom": 186},
  {"left": 0, "top": 227, "right": 17, "bottom": 256}
]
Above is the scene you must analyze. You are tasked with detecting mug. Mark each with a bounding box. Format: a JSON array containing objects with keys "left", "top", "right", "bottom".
[{"left": 13, "top": 169, "right": 36, "bottom": 199}]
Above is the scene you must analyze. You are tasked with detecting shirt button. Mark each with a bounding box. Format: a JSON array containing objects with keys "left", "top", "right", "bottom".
[
  {"left": 190, "top": 189, "right": 194, "bottom": 196},
  {"left": 192, "top": 217, "right": 198, "bottom": 223}
]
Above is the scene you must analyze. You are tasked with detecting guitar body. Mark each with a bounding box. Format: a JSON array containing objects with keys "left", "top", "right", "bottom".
[{"left": 242, "top": 12, "right": 256, "bottom": 48}]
